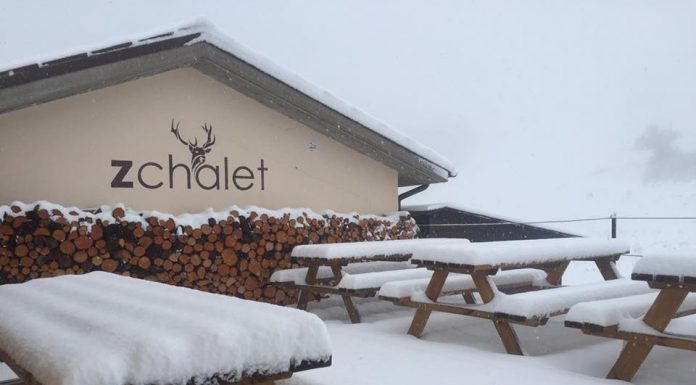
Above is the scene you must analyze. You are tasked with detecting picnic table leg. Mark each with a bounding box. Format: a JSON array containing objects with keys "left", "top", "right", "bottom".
[
  {"left": 463, "top": 292, "right": 477, "bottom": 304},
  {"left": 342, "top": 295, "right": 361, "bottom": 324},
  {"left": 595, "top": 259, "right": 619, "bottom": 280},
  {"left": 545, "top": 261, "right": 570, "bottom": 286},
  {"left": 328, "top": 265, "right": 362, "bottom": 323},
  {"left": 494, "top": 320, "right": 523, "bottom": 355},
  {"left": 408, "top": 306, "right": 432, "bottom": 337},
  {"left": 471, "top": 271, "right": 495, "bottom": 303},
  {"left": 330, "top": 265, "right": 343, "bottom": 284},
  {"left": 607, "top": 287, "right": 688, "bottom": 381},
  {"left": 408, "top": 269, "right": 449, "bottom": 337},
  {"left": 297, "top": 265, "right": 319, "bottom": 311},
  {"left": 0, "top": 349, "right": 40, "bottom": 385},
  {"left": 472, "top": 271, "right": 524, "bottom": 355}
]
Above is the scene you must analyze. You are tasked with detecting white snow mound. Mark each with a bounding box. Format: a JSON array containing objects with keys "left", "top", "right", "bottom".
[{"left": 0, "top": 272, "right": 331, "bottom": 385}]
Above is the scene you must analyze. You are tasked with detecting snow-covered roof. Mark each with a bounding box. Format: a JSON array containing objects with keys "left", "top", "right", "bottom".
[
  {"left": 0, "top": 19, "right": 456, "bottom": 186},
  {"left": 403, "top": 202, "right": 579, "bottom": 236}
]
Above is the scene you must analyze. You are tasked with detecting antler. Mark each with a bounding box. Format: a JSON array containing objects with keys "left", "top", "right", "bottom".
[
  {"left": 170, "top": 120, "right": 191, "bottom": 146},
  {"left": 201, "top": 123, "right": 216, "bottom": 149}
]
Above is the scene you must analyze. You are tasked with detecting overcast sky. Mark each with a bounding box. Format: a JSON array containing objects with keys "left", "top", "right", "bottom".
[{"left": 2, "top": 0, "right": 696, "bottom": 225}]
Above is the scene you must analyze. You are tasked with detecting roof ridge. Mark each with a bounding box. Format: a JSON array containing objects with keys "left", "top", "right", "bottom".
[{"left": 0, "top": 18, "right": 457, "bottom": 179}]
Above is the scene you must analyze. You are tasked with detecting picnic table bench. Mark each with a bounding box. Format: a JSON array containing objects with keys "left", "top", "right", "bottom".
[
  {"left": 270, "top": 239, "right": 474, "bottom": 323},
  {"left": 379, "top": 267, "right": 549, "bottom": 305},
  {"left": 396, "top": 238, "right": 651, "bottom": 355},
  {"left": 0, "top": 272, "right": 331, "bottom": 385},
  {"left": 566, "top": 253, "right": 696, "bottom": 381}
]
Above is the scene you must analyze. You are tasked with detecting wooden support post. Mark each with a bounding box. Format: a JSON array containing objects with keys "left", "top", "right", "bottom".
[
  {"left": 471, "top": 272, "right": 496, "bottom": 303},
  {"left": 545, "top": 261, "right": 570, "bottom": 286},
  {"left": 297, "top": 264, "right": 319, "bottom": 310},
  {"left": 595, "top": 259, "right": 619, "bottom": 280},
  {"left": 463, "top": 292, "right": 477, "bottom": 304},
  {"left": 408, "top": 269, "right": 448, "bottom": 337},
  {"left": 330, "top": 265, "right": 343, "bottom": 284},
  {"left": 493, "top": 320, "right": 524, "bottom": 355},
  {"left": 342, "top": 295, "right": 361, "bottom": 324},
  {"left": 408, "top": 306, "right": 433, "bottom": 337},
  {"left": 607, "top": 340, "right": 655, "bottom": 381},
  {"left": 0, "top": 349, "right": 42, "bottom": 385},
  {"left": 642, "top": 288, "right": 688, "bottom": 331},
  {"left": 607, "top": 288, "right": 688, "bottom": 381},
  {"left": 425, "top": 269, "right": 449, "bottom": 301}
]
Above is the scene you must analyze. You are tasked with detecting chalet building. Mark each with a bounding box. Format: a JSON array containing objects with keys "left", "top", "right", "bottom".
[
  {"left": 0, "top": 22, "right": 456, "bottom": 215},
  {"left": 0, "top": 21, "right": 573, "bottom": 300}
]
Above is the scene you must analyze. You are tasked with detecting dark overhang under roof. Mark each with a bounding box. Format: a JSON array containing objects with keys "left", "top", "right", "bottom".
[{"left": 0, "top": 29, "right": 454, "bottom": 186}]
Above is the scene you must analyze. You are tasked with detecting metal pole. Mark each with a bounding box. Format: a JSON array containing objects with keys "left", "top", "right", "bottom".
[{"left": 610, "top": 213, "right": 617, "bottom": 239}]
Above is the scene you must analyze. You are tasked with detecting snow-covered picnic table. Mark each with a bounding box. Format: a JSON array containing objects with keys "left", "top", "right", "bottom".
[
  {"left": 396, "top": 238, "right": 650, "bottom": 355},
  {"left": 566, "top": 252, "right": 696, "bottom": 381},
  {"left": 0, "top": 272, "right": 332, "bottom": 385},
  {"left": 271, "top": 239, "right": 470, "bottom": 323}
]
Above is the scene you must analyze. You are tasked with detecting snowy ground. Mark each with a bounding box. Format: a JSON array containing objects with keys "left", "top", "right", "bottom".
[
  {"left": 280, "top": 259, "right": 693, "bottom": 385},
  {"left": 282, "top": 297, "right": 695, "bottom": 385},
  {"left": 1, "top": 257, "right": 690, "bottom": 385}
]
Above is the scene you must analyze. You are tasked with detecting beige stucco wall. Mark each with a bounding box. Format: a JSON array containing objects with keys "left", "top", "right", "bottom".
[{"left": 0, "top": 68, "right": 398, "bottom": 214}]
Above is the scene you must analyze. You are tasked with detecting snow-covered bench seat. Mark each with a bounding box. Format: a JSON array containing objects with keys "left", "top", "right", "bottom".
[
  {"left": 565, "top": 292, "right": 696, "bottom": 331},
  {"left": 275, "top": 238, "right": 470, "bottom": 323},
  {"left": 404, "top": 278, "right": 650, "bottom": 325},
  {"left": 269, "top": 261, "right": 416, "bottom": 285},
  {"left": 564, "top": 253, "right": 696, "bottom": 381},
  {"left": 378, "top": 268, "right": 549, "bottom": 304},
  {"left": 470, "top": 278, "right": 651, "bottom": 324},
  {"left": 271, "top": 266, "right": 432, "bottom": 299},
  {"left": 0, "top": 272, "right": 331, "bottom": 385}
]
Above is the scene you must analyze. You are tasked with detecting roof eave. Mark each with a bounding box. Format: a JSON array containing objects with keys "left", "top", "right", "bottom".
[{"left": 0, "top": 36, "right": 452, "bottom": 186}]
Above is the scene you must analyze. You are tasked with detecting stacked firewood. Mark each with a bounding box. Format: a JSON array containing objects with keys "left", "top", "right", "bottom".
[{"left": 0, "top": 203, "right": 416, "bottom": 304}]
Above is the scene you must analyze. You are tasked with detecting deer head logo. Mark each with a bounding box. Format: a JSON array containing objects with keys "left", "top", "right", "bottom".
[{"left": 170, "top": 120, "right": 216, "bottom": 171}]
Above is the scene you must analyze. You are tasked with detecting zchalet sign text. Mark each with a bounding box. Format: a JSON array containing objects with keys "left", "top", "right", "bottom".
[{"left": 110, "top": 120, "right": 268, "bottom": 191}]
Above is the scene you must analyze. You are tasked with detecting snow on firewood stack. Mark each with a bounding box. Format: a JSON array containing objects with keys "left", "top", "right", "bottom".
[{"left": 0, "top": 201, "right": 416, "bottom": 304}]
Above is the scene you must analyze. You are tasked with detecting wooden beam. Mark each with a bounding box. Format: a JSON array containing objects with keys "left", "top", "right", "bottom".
[
  {"left": 595, "top": 259, "right": 619, "bottom": 280},
  {"left": 643, "top": 288, "right": 688, "bottom": 332},
  {"left": 296, "top": 264, "right": 320, "bottom": 310},
  {"left": 493, "top": 320, "right": 524, "bottom": 355},
  {"left": 607, "top": 341, "right": 655, "bottom": 381},
  {"left": 471, "top": 272, "right": 495, "bottom": 303},
  {"left": 342, "top": 295, "right": 361, "bottom": 324},
  {"left": 408, "top": 306, "right": 432, "bottom": 337},
  {"left": 545, "top": 261, "right": 570, "bottom": 286},
  {"left": 0, "top": 349, "right": 43, "bottom": 385},
  {"left": 408, "top": 269, "right": 449, "bottom": 337},
  {"left": 230, "top": 371, "right": 293, "bottom": 384},
  {"left": 330, "top": 265, "right": 343, "bottom": 284},
  {"left": 607, "top": 288, "right": 688, "bottom": 381},
  {"left": 463, "top": 292, "right": 477, "bottom": 304},
  {"left": 425, "top": 269, "right": 449, "bottom": 301},
  {"left": 579, "top": 326, "right": 696, "bottom": 352}
]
